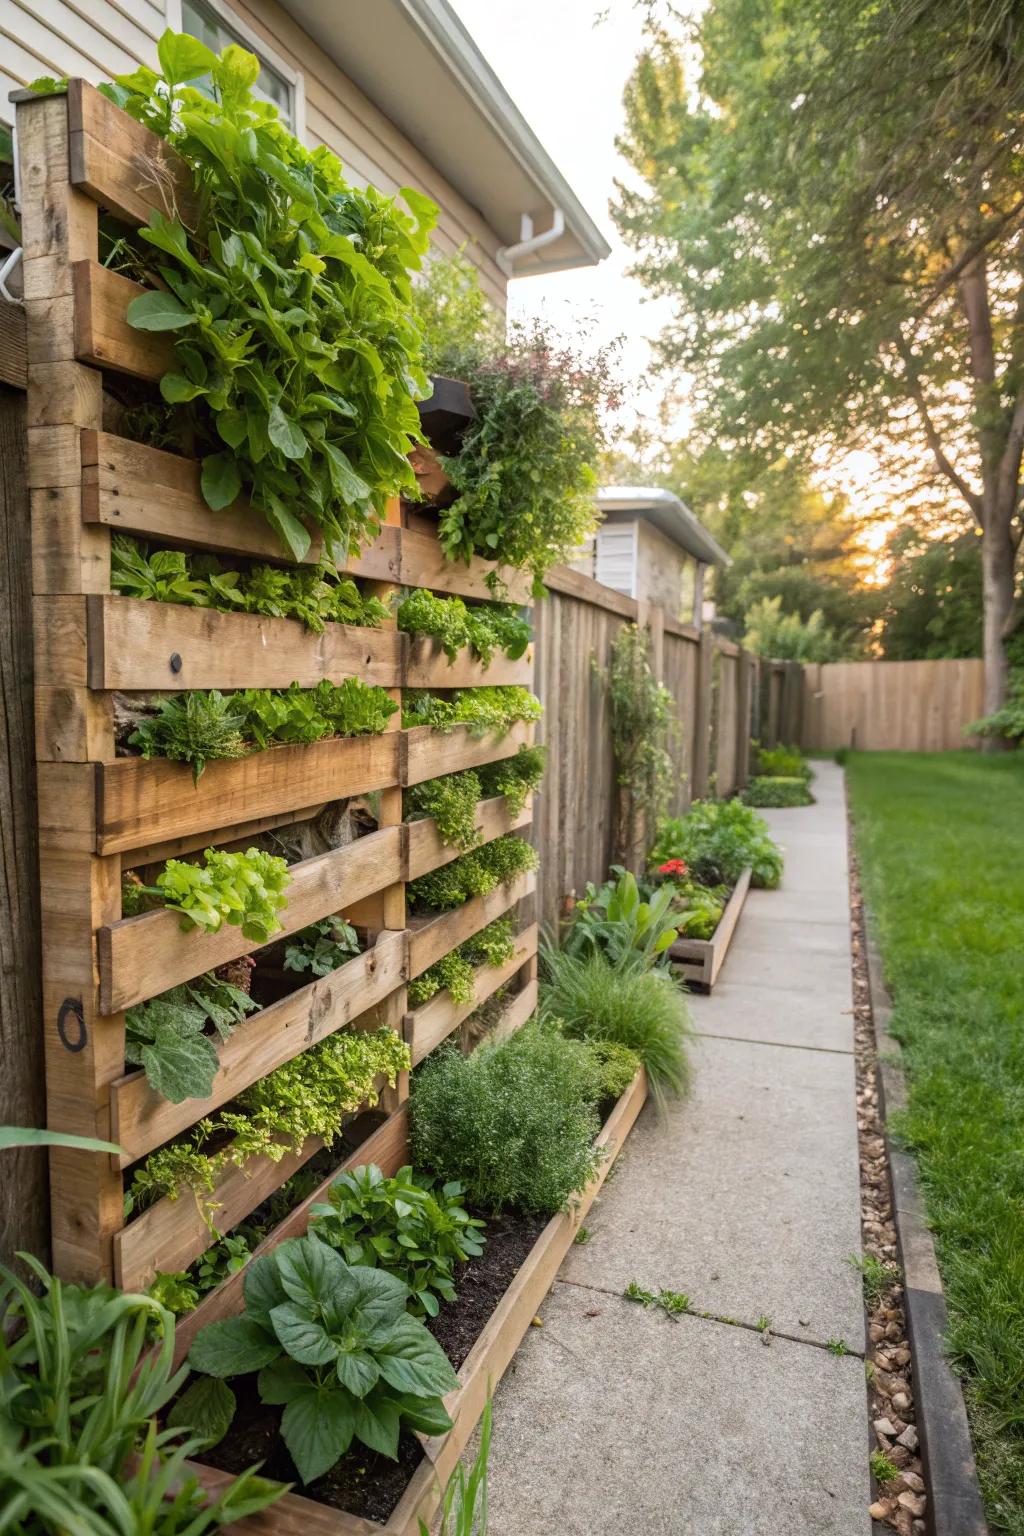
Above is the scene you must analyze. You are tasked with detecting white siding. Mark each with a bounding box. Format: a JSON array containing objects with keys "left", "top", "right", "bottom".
[
  {"left": 1, "top": 0, "right": 165, "bottom": 124},
  {"left": 595, "top": 524, "right": 637, "bottom": 599}
]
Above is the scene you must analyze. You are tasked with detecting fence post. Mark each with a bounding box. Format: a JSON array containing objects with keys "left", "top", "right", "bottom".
[
  {"left": 735, "top": 650, "right": 754, "bottom": 790},
  {"left": 691, "top": 627, "right": 714, "bottom": 800}
]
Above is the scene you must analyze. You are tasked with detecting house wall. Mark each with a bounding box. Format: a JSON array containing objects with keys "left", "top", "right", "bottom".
[
  {"left": 0, "top": 0, "right": 509, "bottom": 308},
  {"left": 634, "top": 520, "right": 695, "bottom": 621}
]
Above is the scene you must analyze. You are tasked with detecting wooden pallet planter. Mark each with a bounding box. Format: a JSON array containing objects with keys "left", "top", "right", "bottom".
[
  {"left": 405, "top": 634, "right": 534, "bottom": 691},
  {"left": 405, "top": 922, "right": 538, "bottom": 1065},
  {"left": 406, "top": 793, "right": 533, "bottom": 880},
  {"left": 404, "top": 719, "right": 535, "bottom": 787},
  {"left": 670, "top": 867, "right": 752, "bottom": 988},
  {"left": 407, "top": 871, "right": 536, "bottom": 979},
  {"left": 177, "top": 1067, "right": 648, "bottom": 1535}
]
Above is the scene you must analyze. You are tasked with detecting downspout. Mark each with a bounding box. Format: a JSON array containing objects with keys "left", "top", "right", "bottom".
[{"left": 497, "top": 208, "right": 565, "bottom": 277}]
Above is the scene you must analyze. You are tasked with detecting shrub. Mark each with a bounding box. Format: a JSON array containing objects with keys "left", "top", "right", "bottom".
[
  {"left": 540, "top": 948, "right": 691, "bottom": 1105},
  {"left": 582, "top": 1039, "right": 642, "bottom": 1101},
  {"left": 410, "top": 1024, "right": 604, "bottom": 1214},
  {"left": 743, "top": 596, "right": 842, "bottom": 662},
  {"left": 308, "top": 1163, "right": 485, "bottom": 1317},
  {"left": 757, "top": 743, "right": 810, "bottom": 779},
  {"left": 968, "top": 669, "right": 1024, "bottom": 743},
  {"left": 742, "top": 775, "right": 814, "bottom": 808},
  {"left": 652, "top": 798, "right": 783, "bottom": 888}
]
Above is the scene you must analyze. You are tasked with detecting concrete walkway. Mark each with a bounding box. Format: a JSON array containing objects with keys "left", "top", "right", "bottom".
[{"left": 485, "top": 763, "right": 870, "bottom": 1534}]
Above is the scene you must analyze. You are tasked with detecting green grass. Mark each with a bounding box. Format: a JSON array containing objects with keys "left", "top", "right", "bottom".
[{"left": 847, "top": 751, "right": 1024, "bottom": 1533}]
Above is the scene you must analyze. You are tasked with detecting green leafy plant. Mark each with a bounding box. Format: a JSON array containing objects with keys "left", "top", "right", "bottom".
[
  {"left": 180, "top": 1235, "right": 458, "bottom": 1481},
  {"left": 398, "top": 589, "right": 530, "bottom": 665},
  {"left": 125, "top": 971, "right": 259, "bottom": 1103},
  {"left": 129, "top": 1026, "right": 410, "bottom": 1210},
  {"left": 478, "top": 742, "right": 546, "bottom": 815},
  {"left": 757, "top": 743, "right": 811, "bottom": 780},
  {"left": 283, "top": 916, "right": 360, "bottom": 977},
  {"left": 583, "top": 1039, "right": 642, "bottom": 1101},
  {"left": 599, "top": 624, "right": 677, "bottom": 861},
  {"left": 826, "top": 1337, "right": 850, "bottom": 1356},
  {"left": 407, "top": 917, "right": 517, "bottom": 1007},
  {"left": 112, "top": 536, "right": 388, "bottom": 634},
  {"left": 742, "top": 776, "right": 814, "bottom": 808},
  {"left": 406, "top": 768, "right": 484, "bottom": 851},
  {"left": 743, "top": 596, "right": 843, "bottom": 662},
  {"left": 142, "top": 846, "right": 291, "bottom": 941},
  {"left": 870, "top": 1450, "right": 901, "bottom": 1484},
  {"left": 565, "top": 867, "right": 678, "bottom": 972},
  {"left": 107, "top": 32, "right": 435, "bottom": 564},
  {"left": 0, "top": 1253, "right": 283, "bottom": 1531},
  {"left": 540, "top": 947, "right": 691, "bottom": 1105},
  {"left": 403, "top": 685, "right": 542, "bottom": 736},
  {"left": 309, "top": 1163, "right": 485, "bottom": 1318},
  {"left": 411, "top": 1023, "right": 604, "bottom": 1215},
  {"left": 624, "top": 1280, "right": 690, "bottom": 1318},
  {"left": 149, "top": 1270, "right": 202, "bottom": 1315},
  {"left": 407, "top": 834, "right": 537, "bottom": 912},
  {"left": 129, "top": 689, "right": 248, "bottom": 782},
  {"left": 848, "top": 1252, "right": 901, "bottom": 1306},
  {"left": 969, "top": 668, "right": 1024, "bottom": 743},
  {"left": 652, "top": 799, "right": 784, "bottom": 889}
]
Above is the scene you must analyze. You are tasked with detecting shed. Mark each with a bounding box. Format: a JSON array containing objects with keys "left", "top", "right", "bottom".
[{"left": 573, "top": 486, "right": 730, "bottom": 624}]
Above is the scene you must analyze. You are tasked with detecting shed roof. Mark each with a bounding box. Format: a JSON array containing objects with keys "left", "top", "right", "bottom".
[
  {"left": 278, "top": 0, "right": 610, "bottom": 276},
  {"left": 597, "top": 486, "right": 731, "bottom": 567}
]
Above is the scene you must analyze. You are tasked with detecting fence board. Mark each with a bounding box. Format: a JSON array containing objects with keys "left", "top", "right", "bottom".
[{"left": 801, "top": 659, "right": 984, "bottom": 751}]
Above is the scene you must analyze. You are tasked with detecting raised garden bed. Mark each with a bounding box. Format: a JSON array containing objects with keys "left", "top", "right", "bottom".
[
  {"left": 669, "top": 866, "right": 752, "bottom": 988},
  {"left": 177, "top": 1066, "right": 648, "bottom": 1535}
]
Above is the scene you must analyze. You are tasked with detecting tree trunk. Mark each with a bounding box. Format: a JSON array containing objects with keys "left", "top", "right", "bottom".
[{"left": 981, "top": 519, "right": 1016, "bottom": 746}]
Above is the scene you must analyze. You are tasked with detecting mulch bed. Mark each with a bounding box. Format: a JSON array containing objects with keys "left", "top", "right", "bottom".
[
  {"left": 195, "top": 1207, "right": 548, "bottom": 1522},
  {"left": 848, "top": 834, "right": 928, "bottom": 1535}
]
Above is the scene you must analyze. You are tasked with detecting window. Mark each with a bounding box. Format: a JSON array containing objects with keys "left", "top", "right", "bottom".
[{"left": 181, "top": 0, "right": 296, "bottom": 128}]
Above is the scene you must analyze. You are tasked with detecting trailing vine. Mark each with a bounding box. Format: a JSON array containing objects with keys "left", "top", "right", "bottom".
[
  {"left": 600, "top": 624, "right": 678, "bottom": 863},
  {"left": 103, "top": 32, "right": 435, "bottom": 563}
]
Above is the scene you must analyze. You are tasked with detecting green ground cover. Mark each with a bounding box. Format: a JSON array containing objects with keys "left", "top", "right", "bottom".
[{"left": 847, "top": 752, "right": 1024, "bottom": 1532}]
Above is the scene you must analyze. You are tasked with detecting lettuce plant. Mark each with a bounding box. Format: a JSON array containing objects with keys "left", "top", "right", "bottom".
[
  {"left": 652, "top": 799, "right": 784, "bottom": 889},
  {"left": 144, "top": 846, "right": 291, "bottom": 941},
  {"left": 564, "top": 868, "right": 678, "bottom": 973},
  {"left": 181, "top": 1236, "right": 458, "bottom": 1481},
  {"left": 283, "top": 916, "right": 359, "bottom": 977},
  {"left": 397, "top": 589, "right": 530, "bottom": 666},
  {"left": 402, "top": 686, "right": 542, "bottom": 736}
]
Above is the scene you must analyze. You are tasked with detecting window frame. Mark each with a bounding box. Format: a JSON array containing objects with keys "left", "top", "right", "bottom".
[{"left": 166, "top": 0, "right": 306, "bottom": 140}]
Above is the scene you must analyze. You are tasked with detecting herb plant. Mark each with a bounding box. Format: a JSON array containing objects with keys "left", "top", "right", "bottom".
[
  {"left": 129, "top": 1026, "right": 410, "bottom": 1210},
  {"left": 741, "top": 775, "right": 814, "bottom": 808},
  {"left": 284, "top": 916, "right": 360, "bottom": 976},
  {"left": 478, "top": 742, "right": 546, "bottom": 814},
  {"left": 756, "top": 743, "right": 811, "bottom": 780},
  {"left": 407, "top": 835, "right": 537, "bottom": 912},
  {"left": 143, "top": 846, "right": 291, "bottom": 941},
  {"left": 652, "top": 799, "right": 784, "bottom": 889},
  {"left": 406, "top": 769, "right": 484, "bottom": 850},
  {"left": 181, "top": 1236, "right": 458, "bottom": 1480},
  {"left": 108, "top": 32, "right": 435, "bottom": 563},
  {"left": 308, "top": 1163, "right": 485, "bottom": 1317},
  {"left": 113, "top": 535, "right": 388, "bottom": 634},
  {"left": 398, "top": 589, "right": 530, "bottom": 665},
  {"left": 583, "top": 1040, "right": 642, "bottom": 1101},
  {"left": 129, "top": 690, "right": 248, "bottom": 782},
  {"left": 411, "top": 1023, "right": 604, "bottom": 1214},
  {"left": 126, "top": 971, "right": 259, "bottom": 1103},
  {"left": 403, "top": 686, "right": 542, "bottom": 735},
  {"left": 0, "top": 1253, "right": 282, "bottom": 1531},
  {"left": 408, "top": 917, "right": 517, "bottom": 1007}
]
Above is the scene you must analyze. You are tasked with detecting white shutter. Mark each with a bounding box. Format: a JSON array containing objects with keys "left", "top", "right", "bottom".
[{"left": 595, "top": 525, "right": 637, "bottom": 598}]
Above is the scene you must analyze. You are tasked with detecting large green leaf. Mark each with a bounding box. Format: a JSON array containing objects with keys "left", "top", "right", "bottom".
[
  {"left": 257, "top": 1357, "right": 309, "bottom": 1406},
  {"left": 275, "top": 1235, "right": 351, "bottom": 1314},
  {"left": 353, "top": 1390, "right": 401, "bottom": 1459},
  {"left": 281, "top": 1385, "right": 355, "bottom": 1484},
  {"left": 188, "top": 1314, "right": 280, "bottom": 1378},
  {"left": 133, "top": 1025, "right": 218, "bottom": 1104},
  {"left": 168, "top": 1375, "right": 236, "bottom": 1447},
  {"left": 375, "top": 1316, "right": 459, "bottom": 1398},
  {"left": 157, "top": 28, "right": 217, "bottom": 85},
  {"left": 270, "top": 1301, "right": 339, "bottom": 1368},
  {"left": 267, "top": 404, "right": 307, "bottom": 461},
  {"left": 344, "top": 1264, "right": 408, "bottom": 1338},
  {"left": 201, "top": 453, "right": 242, "bottom": 511},
  {"left": 242, "top": 1251, "right": 288, "bottom": 1327},
  {"left": 126, "top": 290, "right": 195, "bottom": 332},
  {"left": 334, "top": 1348, "right": 379, "bottom": 1399}
]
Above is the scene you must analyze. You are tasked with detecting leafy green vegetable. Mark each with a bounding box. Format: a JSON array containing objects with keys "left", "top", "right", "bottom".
[
  {"left": 402, "top": 686, "right": 542, "bottom": 736},
  {"left": 125, "top": 971, "right": 259, "bottom": 1103},
  {"left": 407, "top": 835, "right": 538, "bottom": 913},
  {"left": 397, "top": 589, "right": 530, "bottom": 666},
  {"left": 112, "top": 536, "right": 388, "bottom": 633},
  {"left": 405, "top": 769, "right": 483, "bottom": 851},
  {"left": 309, "top": 1164, "right": 485, "bottom": 1318},
  {"left": 565, "top": 868, "right": 679, "bottom": 973},
  {"left": 478, "top": 743, "right": 546, "bottom": 815},
  {"left": 411, "top": 1023, "right": 604, "bottom": 1215},
  {"left": 284, "top": 916, "right": 360, "bottom": 977},
  {"left": 184, "top": 1235, "right": 458, "bottom": 1479},
  {"left": 143, "top": 846, "right": 291, "bottom": 942},
  {"left": 652, "top": 799, "right": 784, "bottom": 889},
  {"left": 108, "top": 33, "right": 435, "bottom": 564}
]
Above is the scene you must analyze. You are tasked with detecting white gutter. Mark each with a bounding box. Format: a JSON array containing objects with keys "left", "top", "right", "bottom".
[{"left": 497, "top": 208, "right": 566, "bottom": 277}]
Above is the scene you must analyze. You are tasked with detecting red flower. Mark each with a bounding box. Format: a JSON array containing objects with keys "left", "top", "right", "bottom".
[{"left": 658, "top": 859, "right": 688, "bottom": 877}]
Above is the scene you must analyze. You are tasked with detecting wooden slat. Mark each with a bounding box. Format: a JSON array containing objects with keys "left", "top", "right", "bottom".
[
  {"left": 404, "top": 719, "right": 535, "bottom": 787},
  {"left": 399, "top": 527, "right": 532, "bottom": 607},
  {"left": 73, "top": 261, "right": 175, "bottom": 380},
  {"left": 405, "top": 635, "right": 534, "bottom": 691},
  {"left": 543, "top": 562, "right": 638, "bottom": 620},
  {"left": 110, "top": 930, "right": 408, "bottom": 1167},
  {"left": 67, "top": 79, "right": 199, "bottom": 229},
  {"left": 171, "top": 1104, "right": 409, "bottom": 1367},
  {"left": 86, "top": 595, "right": 403, "bottom": 692},
  {"left": 408, "top": 870, "right": 535, "bottom": 978},
  {"left": 405, "top": 923, "right": 538, "bottom": 1065},
  {"left": 406, "top": 794, "right": 533, "bottom": 880},
  {"left": 486, "top": 977, "right": 538, "bottom": 1047},
  {"left": 184, "top": 1468, "right": 387, "bottom": 1536},
  {"left": 100, "top": 825, "right": 404, "bottom": 1015},
  {"left": 670, "top": 866, "right": 752, "bottom": 988},
  {"left": 0, "top": 302, "right": 27, "bottom": 391},
  {"left": 94, "top": 733, "right": 401, "bottom": 855}
]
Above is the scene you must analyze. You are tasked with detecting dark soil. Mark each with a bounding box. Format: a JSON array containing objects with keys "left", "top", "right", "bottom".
[{"left": 194, "top": 1205, "right": 548, "bottom": 1522}]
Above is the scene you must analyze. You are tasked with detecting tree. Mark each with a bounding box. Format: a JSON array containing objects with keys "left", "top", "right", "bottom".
[
  {"left": 615, "top": 0, "right": 1024, "bottom": 727},
  {"left": 878, "top": 527, "right": 984, "bottom": 659},
  {"left": 742, "top": 596, "right": 842, "bottom": 662}
]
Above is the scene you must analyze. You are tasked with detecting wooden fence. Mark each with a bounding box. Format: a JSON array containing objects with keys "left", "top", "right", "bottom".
[{"left": 801, "top": 659, "right": 985, "bottom": 751}]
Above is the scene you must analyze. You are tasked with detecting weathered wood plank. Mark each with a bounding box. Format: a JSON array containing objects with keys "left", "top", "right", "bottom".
[
  {"left": 407, "top": 870, "right": 535, "bottom": 978},
  {"left": 405, "top": 924, "right": 538, "bottom": 1065},
  {"left": 405, "top": 794, "right": 532, "bottom": 880},
  {"left": 73, "top": 261, "right": 175, "bottom": 380},
  {"left": 110, "top": 931, "right": 408, "bottom": 1167},
  {"left": 85, "top": 595, "right": 403, "bottom": 692},
  {"left": 486, "top": 978, "right": 538, "bottom": 1048},
  {"left": 67, "top": 79, "right": 200, "bottom": 229},
  {"left": 404, "top": 720, "right": 535, "bottom": 787},
  {"left": 399, "top": 527, "right": 532, "bottom": 607},
  {"left": 94, "top": 733, "right": 401, "bottom": 855},
  {"left": 405, "top": 635, "right": 534, "bottom": 691},
  {"left": 99, "top": 825, "right": 404, "bottom": 1014}
]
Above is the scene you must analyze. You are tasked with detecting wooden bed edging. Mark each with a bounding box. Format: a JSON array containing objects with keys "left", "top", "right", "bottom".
[
  {"left": 669, "top": 866, "right": 752, "bottom": 988},
  {"left": 181, "top": 1067, "right": 649, "bottom": 1534}
]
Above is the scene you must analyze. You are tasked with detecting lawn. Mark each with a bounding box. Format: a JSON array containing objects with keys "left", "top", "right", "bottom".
[{"left": 847, "top": 752, "right": 1024, "bottom": 1534}]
